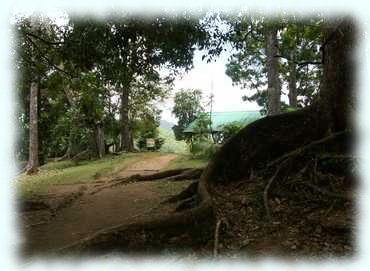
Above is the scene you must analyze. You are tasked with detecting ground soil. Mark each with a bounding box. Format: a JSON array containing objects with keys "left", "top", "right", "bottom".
[{"left": 19, "top": 153, "right": 192, "bottom": 256}]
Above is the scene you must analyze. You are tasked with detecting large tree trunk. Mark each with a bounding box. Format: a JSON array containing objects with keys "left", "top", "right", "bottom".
[
  {"left": 318, "top": 18, "right": 356, "bottom": 134},
  {"left": 120, "top": 87, "right": 132, "bottom": 152},
  {"left": 94, "top": 123, "right": 105, "bottom": 159},
  {"left": 288, "top": 49, "right": 298, "bottom": 108},
  {"left": 37, "top": 78, "right": 45, "bottom": 165},
  {"left": 265, "top": 25, "right": 281, "bottom": 115},
  {"left": 26, "top": 81, "right": 39, "bottom": 174}
]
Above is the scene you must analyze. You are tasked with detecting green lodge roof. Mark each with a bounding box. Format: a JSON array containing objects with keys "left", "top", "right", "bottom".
[{"left": 183, "top": 111, "right": 263, "bottom": 133}]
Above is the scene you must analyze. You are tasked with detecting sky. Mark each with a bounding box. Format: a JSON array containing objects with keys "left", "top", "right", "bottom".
[{"left": 159, "top": 49, "right": 261, "bottom": 123}]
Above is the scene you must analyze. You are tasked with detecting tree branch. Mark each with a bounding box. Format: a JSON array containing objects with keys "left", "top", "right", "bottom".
[
  {"left": 274, "top": 54, "right": 322, "bottom": 66},
  {"left": 22, "top": 30, "right": 65, "bottom": 46}
]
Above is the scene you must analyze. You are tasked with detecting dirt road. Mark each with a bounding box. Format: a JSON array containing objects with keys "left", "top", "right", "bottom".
[{"left": 20, "top": 153, "right": 191, "bottom": 256}]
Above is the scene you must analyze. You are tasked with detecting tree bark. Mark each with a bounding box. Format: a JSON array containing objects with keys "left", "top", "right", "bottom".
[
  {"left": 26, "top": 81, "right": 39, "bottom": 174},
  {"left": 94, "top": 123, "right": 105, "bottom": 159},
  {"left": 319, "top": 18, "right": 356, "bottom": 134},
  {"left": 120, "top": 87, "right": 132, "bottom": 152},
  {"left": 37, "top": 78, "right": 45, "bottom": 165},
  {"left": 288, "top": 49, "right": 298, "bottom": 108},
  {"left": 265, "top": 25, "right": 281, "bottom": 115}
]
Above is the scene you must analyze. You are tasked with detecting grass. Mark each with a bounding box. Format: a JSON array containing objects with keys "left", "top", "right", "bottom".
[
  {"left": 16, "top": 152, "right": 159, "bottom": 199},
  {"left": 165, "top": 154, "right": 209, "bottom": 170}
]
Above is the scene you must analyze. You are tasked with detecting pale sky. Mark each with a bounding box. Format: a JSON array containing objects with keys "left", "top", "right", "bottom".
[{"left": 159, "top": 49, "right": 261, "bottom": 123}]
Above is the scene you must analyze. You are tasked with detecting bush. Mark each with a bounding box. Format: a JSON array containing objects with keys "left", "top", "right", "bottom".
[
  {"left": 220, "top": 121, "right": 244, "bottom": 142},
  {"left": 189, "top": 138, "right": 219, "bottom": 160},
  {"left": 158, "top": 129, "right": 188, "bottom": 154}
]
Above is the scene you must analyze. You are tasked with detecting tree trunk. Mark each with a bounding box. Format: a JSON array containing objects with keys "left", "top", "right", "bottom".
[
  {"left": 94, "top": 123, "right": 105, "bottom": 159},
  {"left": 288, "top": 49, "right": 298, "bottom": 108},
  {"left": 26, "top": 81, "right": 39, "bottom": 174},
  {"left": 128, "top": 131, "right": 134, "bottom": 151},
  {"left": 319, "top": 18, "right": 355, "bottom": 134},
  {"left": 265, "top": 25, "right": 281, "bottom": 115},
  {"left": 120, "top": 87, "right": 132, "bottom": 152},
  {"left": 37, "top": 78, "right": 45, "bottom": 165}
]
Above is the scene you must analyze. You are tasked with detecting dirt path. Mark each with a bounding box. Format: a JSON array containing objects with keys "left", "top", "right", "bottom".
[{"left": 20, "top": 153, "right": 191, "bottom": 256}]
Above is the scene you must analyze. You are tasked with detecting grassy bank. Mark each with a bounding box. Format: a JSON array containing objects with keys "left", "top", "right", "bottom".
[{"left": 16, "top": 152, "right": 158, "bottom": 199}]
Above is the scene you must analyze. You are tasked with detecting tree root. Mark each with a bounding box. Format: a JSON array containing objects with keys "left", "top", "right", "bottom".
[
  {"left": 90, "top": 168, "right": 204, "bottom": 195},
  {"left": 54, "top": 168, "right": 213, "bottom": 255},
  {"left": 163, "top": 181, "right": 199, "bottom": 204},
  {"left": 301, "top": 182, "right": 352, "bottom": 200},
  {"left": 56, "top": 201, "right": 214, "bottom": 255},
  {"left": 263, "top": 167, "right": 281, "bottom": 222},
  {"left": 165, "top": 168, "right": 203, "bottom": 181},
  {"left": 174, "top": 196, "right": 200, "bottom": 212},
  {"left": 213, "top": 219, "right": 223, "bottom": 257},
  {"left": 267, "top": 130, "right": 351, "bottom": 169}
]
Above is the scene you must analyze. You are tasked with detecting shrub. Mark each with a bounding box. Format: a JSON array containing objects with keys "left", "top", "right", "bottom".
[
  {"left": 189, "top": 137, "right": 219, "bottom": 160},
  {"left": 220, "top": 121, "right": 244, "bottom": 142}
]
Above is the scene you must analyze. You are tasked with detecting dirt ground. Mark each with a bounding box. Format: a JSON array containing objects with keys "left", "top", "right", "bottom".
[{"left": 19, "top": 153, "right": 192, "bottom": 256}]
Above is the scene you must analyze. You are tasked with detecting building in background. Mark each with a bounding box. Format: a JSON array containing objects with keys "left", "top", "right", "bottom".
[{"left": 184, "top": 111, "right": 263, "bottom": 143}]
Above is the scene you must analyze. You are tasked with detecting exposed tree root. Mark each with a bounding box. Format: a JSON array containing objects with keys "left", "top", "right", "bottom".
[
  {"left": 263, "top": 165, "right": 282, "bottom": 222},
  {"left": 174, "top": 196, "right": 200, "bottom": 212},
  {"left": 163, "top": 181, "right": 199, "bottom": 204},
  {"left": 56, "top": 201, "right": 214, "bottom": 255},
  {"left": 204, "top": 123, "right": 354, "bottom": 257},
  {"left": 213, "top": 219, "right": 224, "bottom": 257},
  {"left": 165, "top": 168, "right": 203, "bottom": 181},
  {"left": 90, "top": 168, "right": 204, "bottom": 195},
  {"left": 38, "top": 111, "right": 354, "bottom": 257},
  {"left": 71, "top": 150, "right": 91, "bottom": 161},
  {"left": 54, "top": 169, "right": 213, "bottom": 255},
  {"left": 266, "top": 130, "right": 352, "bottom": 170}
]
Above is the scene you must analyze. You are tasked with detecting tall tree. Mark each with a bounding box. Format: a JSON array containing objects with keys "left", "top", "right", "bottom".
[
  {"left": 279, "top": 17, "right": 322, "bottom": 109},
  {"left": 65, "top": 14, "right": 208, "bottom": 152},
  {"left": 172, "top": 89, "right": 205, "bottom": 141},
  {"left": 15, "top": 15, "right": 62, "bottom": 172},
  {"left": 318, "top": 18, "right": 355, "bottom": 134},
  {"left": 265, "top": 21, "right": 281, "bottom": 115},
  {"left": 26, "top": 79, "right": 39, "bottom": 173},
  {"left": 224, "top": 14, "right": 322, "bottom": 113}
]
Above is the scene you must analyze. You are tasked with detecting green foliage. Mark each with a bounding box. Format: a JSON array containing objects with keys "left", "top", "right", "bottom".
[
  {"left": 189, "top": 112, "right": 218, "bottom": 159},
  {"left": 190, "top": 138, "right": 219, "bottom": 160},
  {"left": 158, "top": 129, "right": 188, "bottom": 154},
  {"left": 14, "top": 13, "right": 209, "bottom": 162},
  {"left": 221, "top": 121, "right": 244, "bottom": 142},
  {"left": 135, "top": 114, "right": 165, "bottom": 151},
  {"left": 172, "top": 89, "right": 205, "bottom": 141},
  {"left": 192, "top": 112, "right": 212, "bottom": 139},
  {"left": 223, "top": 13, "right": 322, "bottom": 110}
]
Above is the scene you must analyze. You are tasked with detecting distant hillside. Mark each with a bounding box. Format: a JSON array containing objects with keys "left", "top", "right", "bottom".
[{"left": 160, "top": 119, "right": 175, "bottom": 131}]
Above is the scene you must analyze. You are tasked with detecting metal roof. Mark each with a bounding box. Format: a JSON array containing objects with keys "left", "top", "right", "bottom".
[{"left": 183, "top": 111, "right": 263, "bottom": 133}]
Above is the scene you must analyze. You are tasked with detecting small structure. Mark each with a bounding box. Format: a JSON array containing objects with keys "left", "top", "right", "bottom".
[
  {"left": 184, "top": 111, "right": 263, "bottom": 143},
  {"left": 146, "top": 138, "right": 156, "bottom": 150}
]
